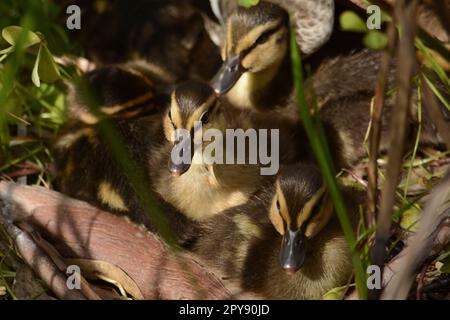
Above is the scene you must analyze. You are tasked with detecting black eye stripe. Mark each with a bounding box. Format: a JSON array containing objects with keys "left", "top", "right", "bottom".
[
  {"left": 241, "top": 24, "right": 283, "bottom": 58},
  {"left": 168, "top": 110, "right": 175, "bottom": 126}
]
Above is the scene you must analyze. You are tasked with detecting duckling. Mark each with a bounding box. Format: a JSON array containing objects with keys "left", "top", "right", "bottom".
[
  {"left": 209, "top": 0, "right": 334, "bottom": 111},
  {"left": 66, "top": 62, "right": 171, "bottom": 125},
  {"left": 71, "top": 0, "right": 222, "bottom": 82},
  {"left": 149, "top": 80, "right": 313, "bottom": 221},
  {"left": 315, "top": 51, "right": 450, "bottom": 167},
  {"left": 190, "top": 163, "right": 362, "bottom": 299},
  {"left": 208, "top": 0, "right": 334, "bottom": 56},
  {"left": 211, "top": 3, "right": 450, "bottom": 166},
  {"left": 53, "top": 109, "right": 202, "bottom": 245}
]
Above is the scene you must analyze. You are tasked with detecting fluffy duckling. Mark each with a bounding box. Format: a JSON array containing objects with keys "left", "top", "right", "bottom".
[
  {"left": 53, "top": 111, "right": 204, "bottom": 246},
  {"left": 54, "top": 62, "right": 201, "bottom": 242},
  {"left": 149, "top": 80, "right": 312, "bottom": 221},
  {"left": 209, "top": 0, "right": 335, "bottom": 111},
  {"left": 211, "top": 4, "right": 449, "bottom": 166},
  {"left": 315, "top": 52, "right": 450, "bottom": 167},
  {"left": 210, "top": 1, "right": 292, "bottom": 110},
  {"left": 190, "top": 163, "right": 362, "bottom": 299},
  {"left": 208, "top": 0, "right": 334, "bottom": 56},
  {"left": 66, "top": 62, "right": 171, "bottom": 125},
  {"left": 72, "top": 0, "right": 221, "bottom": 82}
]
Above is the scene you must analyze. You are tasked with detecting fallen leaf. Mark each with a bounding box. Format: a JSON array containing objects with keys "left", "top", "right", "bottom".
[{"left": 65, "top": 259, "right": 144, "bottom": 300}]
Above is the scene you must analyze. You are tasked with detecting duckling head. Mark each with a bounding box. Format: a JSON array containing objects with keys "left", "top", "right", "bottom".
[
  {"left": 164, "top": 80, "right": 226, "bottom": 176},
  {"left": 268, "top": 164, "right": 334, "bottom": 274},
  {"left": 211, "top": 1, "right": 289, "bottom": 94}
]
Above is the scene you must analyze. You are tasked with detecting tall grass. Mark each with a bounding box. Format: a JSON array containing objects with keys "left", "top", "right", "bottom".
[{"left": 290, "top": 29, "right": 368, "bottom": 299}]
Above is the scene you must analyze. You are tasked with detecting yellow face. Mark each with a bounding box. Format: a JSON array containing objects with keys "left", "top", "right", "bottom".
[
  {"left": 269, "top": 181, "right": 333, "bottom": 239},
  {"left": 163, "top": 81, "right": 227, "bottom": 175},
  {"left": 269, "top": 174, "right": 334, "bottom": 273},
  {"left": 211, "top": 3, "right": 289, "bottom": 95},
  {"left": 224, "top": 19, "right": 289, "bottom": 73},
  {"left": 163, "top": 93, "right": 225, "bottom": 144}
]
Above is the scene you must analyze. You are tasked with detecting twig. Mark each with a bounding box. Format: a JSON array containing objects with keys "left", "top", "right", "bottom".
[
  {"left": 346, "top": 192, "right": 450, "bottom": 300},
  {"left": 381, "top": 172, "right": 450, "bottom": 299},
  {"left": 0, "top": 215, "right": 86, "bottom": 299},
  {"left": 366, "top": 20, "right": 397, "bottom": 237},
  {"left": 415, "top": 263, "right": 428, "bottom": 300},
  {"left": 18, "top": 221, "right": 101, "bottom": 300},
  {"left": 371, "top": 0, "right": 419, "bottom": 300}
]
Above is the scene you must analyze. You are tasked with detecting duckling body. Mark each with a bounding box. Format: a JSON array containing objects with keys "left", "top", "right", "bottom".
[
  {"left": 191, "top": 164, "right": 362, "bottom": 299},
  {"left": 314, "top": 50, "right": 450, "bottom": 167}
]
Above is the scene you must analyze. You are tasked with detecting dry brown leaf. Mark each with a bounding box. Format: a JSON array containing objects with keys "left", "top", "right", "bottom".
[{"left": 65, "top": 258, "right": 144, "bottom": 300}]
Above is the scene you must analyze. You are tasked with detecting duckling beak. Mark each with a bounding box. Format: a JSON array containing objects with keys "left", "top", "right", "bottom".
[
  {"left": 211, "top": 55, "right": 245, "bottom": 95},
  {"left": 168, "top": 135, "right": 193, "bottom": 177},
  {"left": 279, "top": 228, "right": 305, "bottom": 274}
]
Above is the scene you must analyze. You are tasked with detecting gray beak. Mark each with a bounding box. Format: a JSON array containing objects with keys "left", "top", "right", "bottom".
[
  {"left": 168, "top": 134, "right": 193, "bottom": 177},
  {"left": 210, "top": 55, "right": 245, "bottom": 95},
  {"left": 279, "top": 228, "right": 306, "bottom": 274}
]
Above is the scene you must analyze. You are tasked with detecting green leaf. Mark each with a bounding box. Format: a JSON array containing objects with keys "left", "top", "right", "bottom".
[
  {"left": 340, "top": 11, "right": 367, "bottom": 33},
  {"left": 31, "top": 44, "right": 61, "bottom": 87},
  {"left": 399, "top": 205, "right": 421, "bottom": 232},
  {"left": 2, "top": 26, "right": 41, "bottom": 48},
  {"left": 0, "top": 46, "right": 14, "bottom": 55},
  {"left": 363, "top": 30, "right": 388, "bottom": 50},
  {"left": 323, "top": 284, "right": 355, "bottom": 300},
  {"left": 38, "top": 44, "right": 61, "bottom": 83},
  {"left": 32, "top": 45, "right": 42, "bottom": 87},
  {"left": 239, "top": 0, "right": 260, "bottom": 8}
]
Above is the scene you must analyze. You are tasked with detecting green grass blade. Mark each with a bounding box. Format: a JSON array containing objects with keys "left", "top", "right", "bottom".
[{"left": 289, "top": 28, "right": 367, "bottom": 299}]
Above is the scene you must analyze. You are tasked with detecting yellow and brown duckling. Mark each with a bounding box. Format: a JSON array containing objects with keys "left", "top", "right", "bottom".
[
  {"left": 208, "top": 0, "right": 334, "bottom": 56},
  {"left": 190, "top": 163, "right": 362, "bottom": 299},
  {"left": 210, "top": 1, "right": 292, "bottom": 111},
  {"left": 211, "top": 4, "right": 450, "bottom": 167},
  {"left": 66, "top": 62, "right": 172, "bottom": 125},
  {"left": 54, "top": 63, "right": 202, "bottom": 243},
  {"left": 209, "top": 0, "right": 334, "bottom": 111},
  {"left": 52, "top": 112, "right": 201, "bottom": 244},
  {"left": 149, "top": 80, "right": 313, "bottom": 221},
  {"left": 315, "top": 52, "right": 450, "bottom": 167},
  {"left": 70, "top": 0, "right": 222, "bottom": 82}
]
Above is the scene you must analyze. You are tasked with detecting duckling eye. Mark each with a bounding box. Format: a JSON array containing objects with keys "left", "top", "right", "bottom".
[
  {"left": 200, "top": 111, "right": 210, "bottom": 124},
  {"left": 255, "top": 32, "right": 271, "bottom": 46}
]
